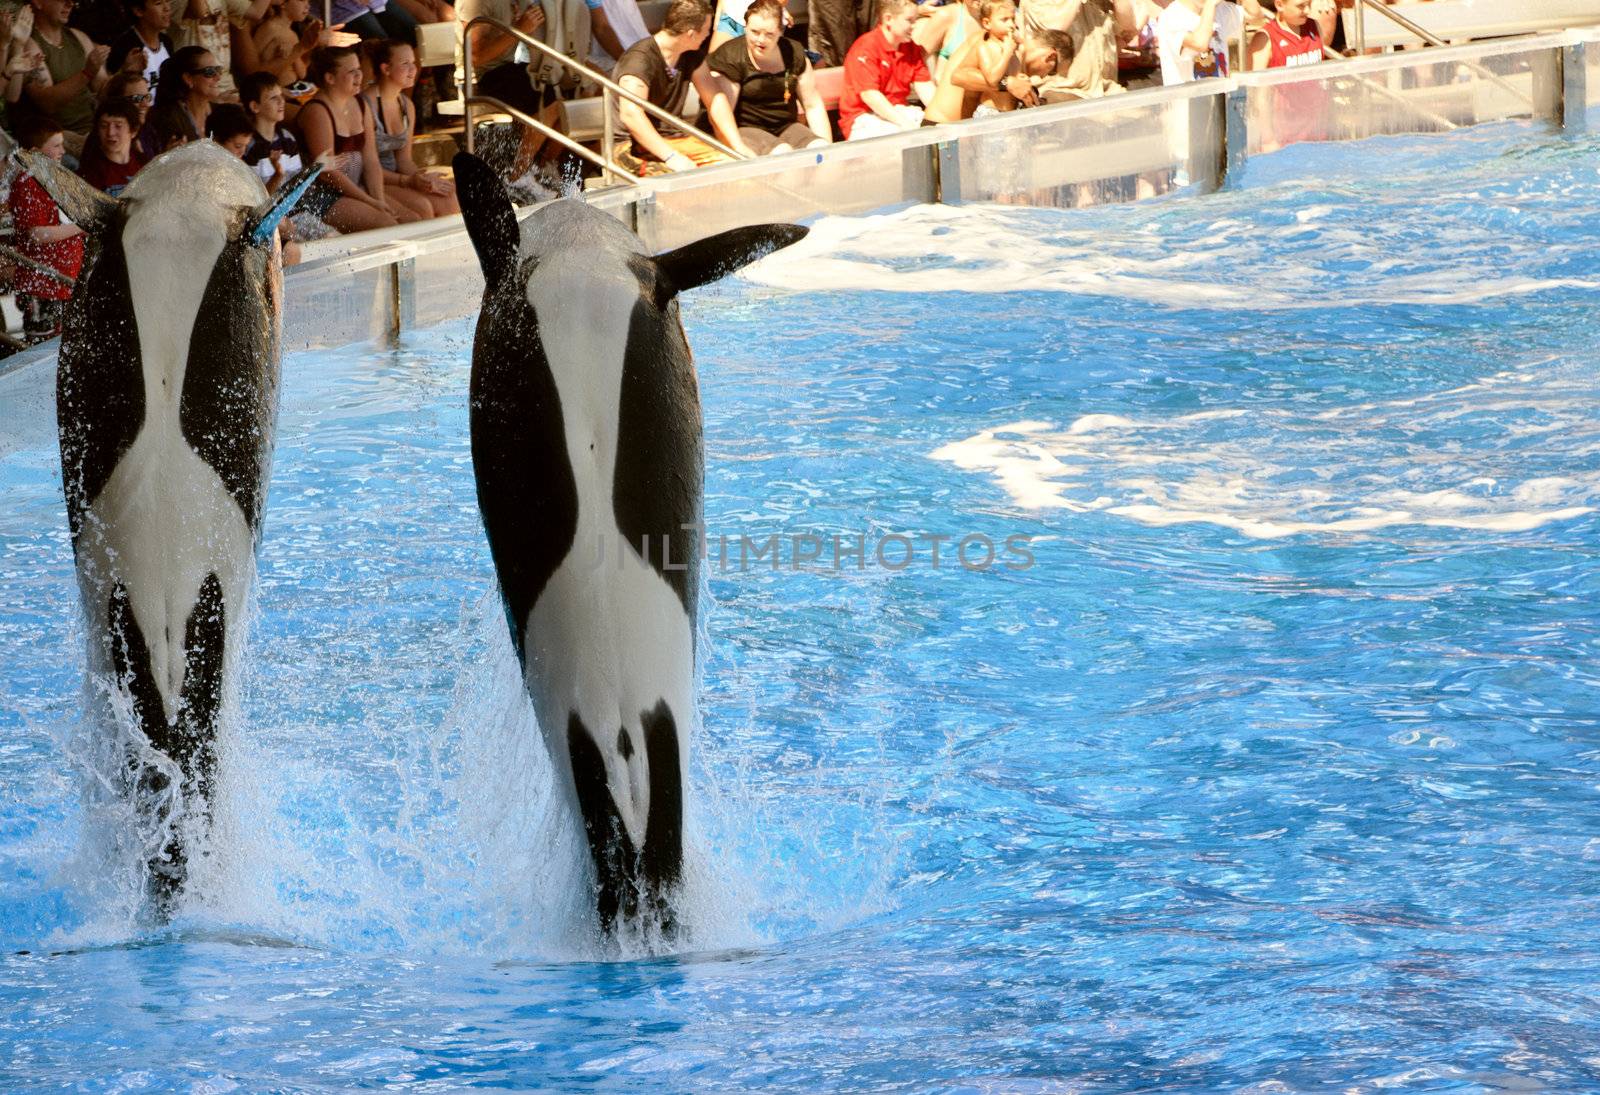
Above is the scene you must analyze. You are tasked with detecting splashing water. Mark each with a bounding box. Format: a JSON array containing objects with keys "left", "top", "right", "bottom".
[{"left": 2, "top": 121, "right": 1600, "bottom": 1089}]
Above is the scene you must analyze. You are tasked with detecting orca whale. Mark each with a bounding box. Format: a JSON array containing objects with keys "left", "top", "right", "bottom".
[
  {"left": 454, "top": 153, "right": 806, "bottom": 935},
  {"left": 29, "top": 142, "right": 318, "bottom": 914}
]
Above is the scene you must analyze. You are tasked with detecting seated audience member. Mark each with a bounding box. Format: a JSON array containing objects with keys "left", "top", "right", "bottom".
[
  {"left": 1158, "top": 0, "right": 1242, "bottom": 83},
  {"left": 707, "top": 0, "right": 790, "bottom": 51},
  {"left": 1247, "top": 0, "right": 1333, "bottom": 68},
  {"left": 7, "top": 117, "right": 86, "bottom": 343},
  {"left": 173, "top": 0, "right": 270, "bottom": 100},
  {"left": 25, "top": 0, "right": 112, "bottom": 156},
  {"left": 587, "top": 0, "right": 648, "bottom": 73},
  {"left": 612, "top": 0, "right": 724, "bottom": 175},
  {"left": 454, "top": 0, "right": 565, "bottom": 184},
  {"left": 297, "top": 45, "right": 411, "bottom": 228},
  {"left": 1022, "top": 0, "right": 1134, "bottom": 101},
  {"left": 78, "top": 98, "right": 145, "bottom": 192},
  {"left": 107, "top": 0, "right": 175, "bottom": 91},
  {"left": 254, "top": 0, "right": 354, "bottom": 85},
  {"left": 925, "top": 1, "right": 1052, "bottom": 123},
  {"left": 363, "top": 39, "right": 456, "bottom": 217},
  {"left": 706, "top": 0, "right": 828, "bottom": 157},
  {"left": 912, "top": 0, "right": 981, "bottom": 82},
  {"left": 208, "top": 101, "right": 301, "bottom": 262},
  {"left": 239, "top": 68, "right": 340, "bottom": 235},
  {"left": 100, "top": 70, "right": 161, "bottom": 159},
  {"left": 151, "top": 45, "right": 221, "bottom": 146},
  {"left": 838, "top": 0, "right": 932, "bottom": 140},
  {"left": 0, "top": 10, "right": 46, "bottom": 133}
]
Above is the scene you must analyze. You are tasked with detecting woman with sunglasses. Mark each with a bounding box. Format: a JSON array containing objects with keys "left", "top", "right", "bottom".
[
  {"left": 100, "top": 71, "right": 161, "bottom": 160},
  {"left": 705, "top": 0, "right": 830, "bottom": 158},
  {"left": 296, "top": 45, "right": 411, "bottom": 230},
  {"left": 151, "top": 45, "right": 224, "bottom": 149},
  {"left": 363, "top": 39, "right": 457, "bottom": 220}
]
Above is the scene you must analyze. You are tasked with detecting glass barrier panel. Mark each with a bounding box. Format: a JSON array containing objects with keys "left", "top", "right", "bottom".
[
  {"left": 1239, "top": 43, "right": 1551, "bottom": 156},
  {"left": 640, "top": 137, "right": 939, "bottom": 251},
  {"left": 412, "top": 241, "right": 486, "bottom": 332},
  {"left": 284, "top": 264, "right": 393, "bottom": 354},
  {"left": 948, "top": 90, "right": 1221, "bottom": 207}
]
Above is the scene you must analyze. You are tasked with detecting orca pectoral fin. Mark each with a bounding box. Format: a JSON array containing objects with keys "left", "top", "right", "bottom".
[
  {"left": 652, "top": 223, "right": 809, "bottom": 304},
  {"left": 454, "top": 151, "right": 520, "bottom": 289},
  {"left": 246, "top": 162, "right": 323, "bottom": 247},
  {"left": 16, "top": 150, "right": 121, "bottom": 233}
]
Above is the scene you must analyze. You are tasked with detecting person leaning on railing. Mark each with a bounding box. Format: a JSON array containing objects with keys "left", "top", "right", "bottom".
[
  {"left": 611, "top": 0, "right": 727, "bottom": 175},
  {"left": 704, "top": 0, "right": 829, "bottom": 158}
]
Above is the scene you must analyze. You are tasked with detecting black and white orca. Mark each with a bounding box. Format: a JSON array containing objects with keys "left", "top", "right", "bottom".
[
  {"left": 454, "top": 153, "right": 806, "bottom": 936},
  {"left": 29, "top": 142, "right": 317, "bottom": 914}
]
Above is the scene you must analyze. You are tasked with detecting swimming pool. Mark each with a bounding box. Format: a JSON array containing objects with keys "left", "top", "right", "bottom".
[{"left": 4, "top": 120, "right": 1600, "bottom": 1089}]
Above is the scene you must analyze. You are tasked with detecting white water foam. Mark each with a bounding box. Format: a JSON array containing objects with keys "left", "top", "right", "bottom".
[
  {"left": 932, "top": 371, "right": 1600, "bottom": 540},
  {"left": 745, "top": 203, "right": 1600, "bottom": 310}
]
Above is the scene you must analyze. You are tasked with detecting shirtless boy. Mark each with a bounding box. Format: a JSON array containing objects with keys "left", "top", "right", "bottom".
[{"left": 924, "top": 0, "right": 1047, "bottom": 124}]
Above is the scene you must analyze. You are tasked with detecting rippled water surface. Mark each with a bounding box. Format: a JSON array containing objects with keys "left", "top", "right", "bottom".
[{"left": 4, "top": 123, "right": 1600, "bottom": 1090}]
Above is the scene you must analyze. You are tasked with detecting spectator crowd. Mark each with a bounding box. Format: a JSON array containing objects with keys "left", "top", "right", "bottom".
[{"left": 0, "top": 0, "right": 1400, "bottom": 342}]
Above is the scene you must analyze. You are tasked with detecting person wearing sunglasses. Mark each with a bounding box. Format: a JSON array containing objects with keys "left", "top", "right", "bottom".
[
  {"left": 99, "top": 70, "right": 163, "bottom": 159},
  {"left": 151, "top": 44, "right": 223, "bottom": 148},
  {"left": 22, "top": 0, "right": 112, "bottom": 157}
]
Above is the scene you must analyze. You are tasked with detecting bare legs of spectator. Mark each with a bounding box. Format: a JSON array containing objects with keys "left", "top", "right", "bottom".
[{"left": 323, "top": 194, "right": 402, "bottom": 232}]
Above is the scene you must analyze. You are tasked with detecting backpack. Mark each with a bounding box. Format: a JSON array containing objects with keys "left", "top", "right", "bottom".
[{"left": 521, "top": 0, "right": 595, "bottom": 96}]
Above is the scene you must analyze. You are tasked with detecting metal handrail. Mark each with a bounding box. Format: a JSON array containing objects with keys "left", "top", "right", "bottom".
[
  {"left": 1353, "top": 0, "right": 1536, "bottom": 108},
  {"left": 462, "top": 15, "right": 751, "bottom": 185},
  {"left": 1320, "top": 44, "right": 1457, "bottom": 131},
  {"left": 467, "top": 91, "right": 643, "bottom": 183}
]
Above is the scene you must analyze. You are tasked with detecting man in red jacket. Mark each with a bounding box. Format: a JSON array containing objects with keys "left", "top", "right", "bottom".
[{"left": 838, "top": 0, "right": 935, "bottom": 141}]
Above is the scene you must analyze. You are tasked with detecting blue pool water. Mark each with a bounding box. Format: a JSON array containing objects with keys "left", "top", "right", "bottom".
[{"left": 4, "top": 122, "right": 1600, "bottom": 1090}]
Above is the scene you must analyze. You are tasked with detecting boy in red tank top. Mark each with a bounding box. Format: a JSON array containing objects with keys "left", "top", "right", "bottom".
[{"left": 1247, "top": 0, "right": 1338, "bottom": 150}]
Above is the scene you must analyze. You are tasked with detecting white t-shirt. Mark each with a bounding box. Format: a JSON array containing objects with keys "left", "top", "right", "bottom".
[
  {"left": 140, "top": 39, "right": 170, "bottom": 90},
  {"left": 1157, "top": 1, "right": 1242, "bottom": 85}
]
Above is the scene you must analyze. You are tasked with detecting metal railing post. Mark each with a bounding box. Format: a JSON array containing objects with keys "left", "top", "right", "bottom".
[
  {"left": 1563, "top": 39, "right": 1588, "bottom": 135},
  {"left": 463, "top": 28, "right": 475, "bottom": 155},
  {"left": 602, "top": 87, "right": 615, "bottom": 185}
]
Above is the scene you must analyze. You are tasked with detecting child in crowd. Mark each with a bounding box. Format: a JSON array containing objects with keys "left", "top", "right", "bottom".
[
  {"left": 239, "top": 68, "right": 340, "bottom": 237},
  {"left": 209, "top": 101, "right": 303, "bottom": 263},
  {"left": 923, "top": 0, "right": 1038, "bottom": 125},
  {"left": 77, "top": 98, "right": 146, "bottom": 193},
  {"left": 363, "top": 39, "right": 456, "bottom": 217},
  {"left": 106, "top": 0, "right": 175, "bottom": 90},
  {"left": 1158, "top": 0, "right": 1242, "bottom": 84},
  {"left": 7, "top": 117, "right": 86, "bottom": 343}
]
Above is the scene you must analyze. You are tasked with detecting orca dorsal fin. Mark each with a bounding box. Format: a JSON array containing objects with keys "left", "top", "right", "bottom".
[
  {"left": 17, "top": 150, "right": 121, "bottom": 232},
  {"left": 653, "top": 223, "right": 808, "bottom": 304},
  {"left": 454, "top": 152, "right": 520, "bottom": 289},
  {"left": 246, "top": 162, "right": 323, "bottom": 247}
]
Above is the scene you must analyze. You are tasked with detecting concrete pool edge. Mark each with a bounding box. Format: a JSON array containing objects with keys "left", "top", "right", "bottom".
[{"left": 0, "top": 25, "right": 1596, "bottom": 393}]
